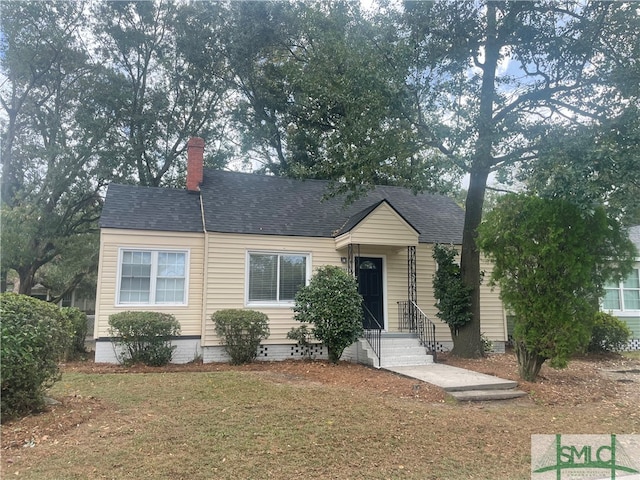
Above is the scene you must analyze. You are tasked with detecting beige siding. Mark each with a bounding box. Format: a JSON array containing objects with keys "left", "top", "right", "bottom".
[
  {"left": 203, "top": 233, "right": 344, "bottom": 346},
  {"left": 415, "top": 244, "right": 450, "bottom": 342},
  {"left": 202, "top": 234, "right": 506, "bottom": 346},
  {"left": 335, "top": 203, "right": 419, "bottom": 249},
  {"left": 95, "top": 229, "right": 205, "bottom": 338},
  {"left": 96, "top": 227, "right": 506, "bottom": 347},
  {"left": 479, "top": 255, "right": 507, "bottom": 341},
  {"left": 414, "top": 245, "right": 506, "bottom": 343}
]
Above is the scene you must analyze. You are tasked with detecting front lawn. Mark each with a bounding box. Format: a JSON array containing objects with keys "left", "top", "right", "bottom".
[{"left": 1, "top": 354, "right": 638, "bottom": 479}]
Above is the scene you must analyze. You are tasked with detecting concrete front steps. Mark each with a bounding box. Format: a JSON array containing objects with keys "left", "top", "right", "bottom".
[
  {"left": 357, "top": 334, "right": 527, "bottom": 401},
  {"left": 387, "top": 363, "right": 527, "bottom": 402},
  {"left": 443, "top": 375, "right": 527, "bottom": 401},
  {"left": 359, "top": 333, "right": 435, "bottom": 368},
  {"left": 446, "top": 388, "right": 527, "bottom": 401}
]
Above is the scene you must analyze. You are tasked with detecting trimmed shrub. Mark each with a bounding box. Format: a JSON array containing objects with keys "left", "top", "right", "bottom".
[
  {"left": 1, "top": 293, "right": 73, "bottom": 422},
  {"left": 62, "top": 307, "right": 88, "bottom": 360},
  {"left": 293, "top": 265, "right": 363, "bottom": 363},
  {"left": 108, "top": 311, "right": 181, "bottom": 366},
  {"left": 480, "top": 333, "right": 494, "bottom": 355},
  {"left": 287, "top": 325, "right": 314, "bottom": 359},
  {"left": 212, "top": 309, "right": 270, "bottom": 365},
  {"left": 588, "top": 312, "right": 632, "bottom": 353}
]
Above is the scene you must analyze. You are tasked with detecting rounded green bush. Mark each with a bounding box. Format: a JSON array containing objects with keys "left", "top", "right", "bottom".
[
  {"left": 588, "top": 312, "right": 631, "bottom": 353},
  {"left": 293, "top": 265, "right": 363, "bottom": 363},
  {"left": 1, "top": 293, "right": 73, "bottom": 422},
  {"left": 108, "top": 311, "right": 181, "bottom": 366},
  {"left": 212, "top": 309, "right": 270, "bottom": 365}
]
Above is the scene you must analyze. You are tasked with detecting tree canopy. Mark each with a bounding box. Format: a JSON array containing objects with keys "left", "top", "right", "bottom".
[{"left": 1, "top": 0, "right": 638, "bottom": 328}]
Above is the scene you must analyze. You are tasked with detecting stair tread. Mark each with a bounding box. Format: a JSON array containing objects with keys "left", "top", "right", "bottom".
[
  {"left": 448, "top": 389, "right": 527, "bottom": 401},
  {"left": 359, "top": 336, "right": 435, "bottom": 369}
]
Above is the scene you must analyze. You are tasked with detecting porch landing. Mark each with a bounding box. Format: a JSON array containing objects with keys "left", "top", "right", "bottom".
[{"left": 384, "top": 364, "right": 527, "bottom": 402}]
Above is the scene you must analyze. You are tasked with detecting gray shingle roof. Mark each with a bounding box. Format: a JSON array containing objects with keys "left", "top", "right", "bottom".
[
  {"left": 100, "top": 171, "right": 465, "bottom": 243},
  {"left": 100, "top": 184, "right": 203, "bottom": 233},
  {"left": 200, "top": 170, "right": 463, "bottom": 244}
]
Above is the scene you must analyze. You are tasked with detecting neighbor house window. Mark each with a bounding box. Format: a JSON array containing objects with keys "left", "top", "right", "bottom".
[
  {"left": 603, "top": 267, "right": 640, "bottom": 312},
  {"left": 247, "top": 252, "right": 309, "bottom": 304},
  {"left": 118, "top": 250, "right": 188, "bottom": 305}
]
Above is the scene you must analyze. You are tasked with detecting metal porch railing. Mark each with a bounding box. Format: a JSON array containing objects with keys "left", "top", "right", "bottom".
[
  {"left": 363, "top": 304, "right": 383, "bottom": 366},
  {"left": 398, "top": 300, "right": 437, "bottom": 362}
]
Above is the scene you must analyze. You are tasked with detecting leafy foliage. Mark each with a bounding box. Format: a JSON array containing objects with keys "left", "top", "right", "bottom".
[
  {"left": 400, "top": 1, "right": 640, "bottom": 357},
  {"left": 294, "top": 265, "right": 363, "bottom": 363},
  {"left": 0, "top": 0, "right": 229, "bottom": 294},
  {"left": 287, "top": 324, "right": 315, "bottom": 360},
  {"left": 521, "top": 107, "right": 640, "bottom": 226},
  {"left": 0, "top": 293, "right": 73, "bottom": 422},
  {"left": 588, "top": 312, "right": 632, "bottom": 354},
  {"left": 480, "top": 333, "right": 494, "bottom": 355},
  {"left": 91, "top": 0, "right": 231, "bottom": 187},
  {"left": 432, "top": 244, "right": 472, "bottom": 335},
  {"left": 0, "top": 1, "right": 104, "bottom": 295},
  {"left": 108, "top": 311, "right": 181, "bottom": 366},
  {"left": 477, "top": 194, "right": 636, "bottom": 381},
  {"left": 212, "top": 309, "right": 270, "bottom": 365},
  {"left": 223, "top": 1, "right": 456, "bottom": 199},
  {"left": 62, "top": 307, "right": 88, "bottom": 360}
]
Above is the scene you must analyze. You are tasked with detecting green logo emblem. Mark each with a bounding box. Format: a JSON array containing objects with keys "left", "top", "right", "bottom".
[{"left": 532, "top": 434, "right": 640, "bottom": 480}]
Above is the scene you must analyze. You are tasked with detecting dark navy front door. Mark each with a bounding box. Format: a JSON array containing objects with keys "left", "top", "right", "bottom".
[{"left": 357, "top": 257, "right": 383, "bottom": 330}]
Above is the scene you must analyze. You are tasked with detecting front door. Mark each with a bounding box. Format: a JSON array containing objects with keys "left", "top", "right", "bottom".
[{"left": 357, "top": 257, "right": 384, "bottom": 330}]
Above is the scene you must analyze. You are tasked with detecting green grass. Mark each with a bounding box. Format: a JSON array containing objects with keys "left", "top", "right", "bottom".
[{"left": 3, "top": 370, "right": 638, "bottom": 480}]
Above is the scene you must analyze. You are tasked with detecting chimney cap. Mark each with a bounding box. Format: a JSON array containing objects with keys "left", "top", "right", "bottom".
[{"left": 188, "top": 136, "right": 205, "bottom": 148}]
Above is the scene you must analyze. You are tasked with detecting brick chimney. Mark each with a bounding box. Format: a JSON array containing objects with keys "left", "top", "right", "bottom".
[{"left": 186, "top": 137, "right": 205, "bottom": 192}]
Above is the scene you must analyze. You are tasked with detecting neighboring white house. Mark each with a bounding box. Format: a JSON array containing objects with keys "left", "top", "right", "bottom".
[{"left": 602, "top": 225, "right": 640, "bottom": 350}]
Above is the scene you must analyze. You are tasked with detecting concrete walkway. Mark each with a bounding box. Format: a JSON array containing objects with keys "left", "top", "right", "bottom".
[{"left": 385, "top": 363, "right": 527, "bottom": 401}]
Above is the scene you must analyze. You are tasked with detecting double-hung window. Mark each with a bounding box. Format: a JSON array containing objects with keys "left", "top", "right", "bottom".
[
  {"left": 118, "top": 249, "right": 188, "bottom": 305},
  {"left": 247, "top": 252, "right": 309, "bottom": 304},
  {"left": 603, "top": 267, "right": 640, "bottom": 312}
]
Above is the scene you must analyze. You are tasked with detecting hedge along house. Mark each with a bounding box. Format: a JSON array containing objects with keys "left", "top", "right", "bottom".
[
  {"left": 601, "top": 225, "right": 640, "bottom": 350},
  {"left": 95, "top": 137, "right": 508, "bottom": 366}
]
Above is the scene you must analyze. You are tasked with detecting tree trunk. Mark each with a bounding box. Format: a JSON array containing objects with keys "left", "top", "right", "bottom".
[
  {"left": 515, "top": 340, "right": 547, "bottom": 382},
  {"left": 17, "top": 266, "right": 37, "bottom": 295},
  {"left": 328, "top": 348, "right": 341, "bottom": 364},
  {"left": 453, "top": 167, "right": 489, "bottom": 358},
  {"left": 451, "top": 3, "right": 500, "bottom": 358}
]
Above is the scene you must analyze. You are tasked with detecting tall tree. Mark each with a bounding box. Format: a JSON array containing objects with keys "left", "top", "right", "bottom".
[
  {"left": 517, "top": 3, "right": 640, "bottom": 226},
  {"left": 90, "top": 0, "right": 231, "bottom": 187},
  {"left": 0, "top": 1, "right": 103, "bottom": 294},
  {"left": 223, "top": 1, "right": 458, "bottom": 196},
  {"left": 399, "top": 0, "right": 640, "bottom": 357}
]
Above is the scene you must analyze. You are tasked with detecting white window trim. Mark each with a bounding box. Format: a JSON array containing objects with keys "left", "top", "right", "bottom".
[
  {"left": 602, "top": 263, "right": 640, "bottom": 316},
  {"left": 245, "top": 250, "right": 312, "bottom": 308},
  {"left": 116, "top": 247, "right": 190, "bottom": 307}
]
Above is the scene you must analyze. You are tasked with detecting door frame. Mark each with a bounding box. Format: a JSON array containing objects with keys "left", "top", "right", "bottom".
[{"left": 356, "top": 254, "right": 388, "bottom": 331}]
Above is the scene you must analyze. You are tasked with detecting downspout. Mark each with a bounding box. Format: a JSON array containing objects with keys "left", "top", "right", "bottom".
[{"left": 199, "top": 191, "right": 209, "bottom": 354}]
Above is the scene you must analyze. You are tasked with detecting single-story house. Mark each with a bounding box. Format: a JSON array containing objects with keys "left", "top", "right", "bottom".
[
  {"left": 94, "top": 137, "right": 508, "bottom": 366},
  {"left": 602, "top": 225, "right": 640, "bottom": 350}
]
